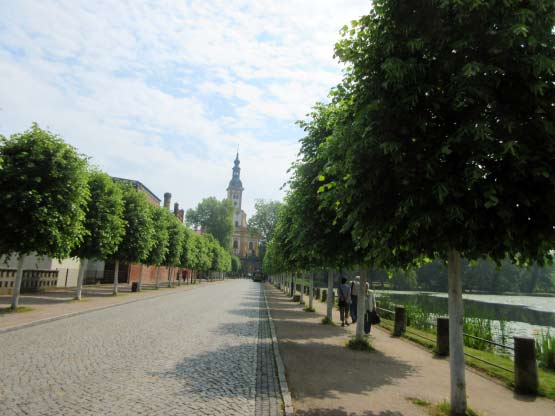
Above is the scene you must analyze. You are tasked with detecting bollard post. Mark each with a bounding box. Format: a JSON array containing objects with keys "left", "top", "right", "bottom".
[
  {"left": 321, "top": 289, "right": 327, "bottom": 303},
  {"left": 436, "top": 317, "right": 449, "bottom": 356},
  {"left": 514, "top": 336, "right": 538, "bottom": 395},
  {"left": 393, "top": 306, "right": 406, "bottom": 336}
]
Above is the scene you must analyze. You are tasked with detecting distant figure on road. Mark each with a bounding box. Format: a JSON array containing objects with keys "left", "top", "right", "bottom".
[
  {"left": 364, "top": 282, "right": 378, "bottom": 334},
  {"left": 338, "top": 277, "right": 351, "bottom": 327},
  {"left": 350, "top": 276, "right": 360, "bottom": 324}
]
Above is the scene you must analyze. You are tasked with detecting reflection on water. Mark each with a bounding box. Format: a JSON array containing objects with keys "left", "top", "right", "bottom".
[{"left": 375, "top": 290, "right": 555, "bottom": 342}]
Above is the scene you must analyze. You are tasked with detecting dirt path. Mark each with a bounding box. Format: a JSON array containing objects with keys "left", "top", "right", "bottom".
[{"left": 266, "top": 283, "right": 555, "bottom": 416}]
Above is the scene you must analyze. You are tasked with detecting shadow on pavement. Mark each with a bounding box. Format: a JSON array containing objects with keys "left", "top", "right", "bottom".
[{"left": 296, "top": 409, "right": 404, "bottom": 416}]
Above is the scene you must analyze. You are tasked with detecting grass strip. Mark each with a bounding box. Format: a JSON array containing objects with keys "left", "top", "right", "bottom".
[
  {"left": 0, "top": 306, "right": 33, "bottom": 314},
  {"left": 380, "top": 318, "right": 555, "bottom": 400}
]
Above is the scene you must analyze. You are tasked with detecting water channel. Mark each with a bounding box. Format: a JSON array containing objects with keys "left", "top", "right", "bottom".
[{"left": 374, "top": 290, "right": 555, "bottom": 346}]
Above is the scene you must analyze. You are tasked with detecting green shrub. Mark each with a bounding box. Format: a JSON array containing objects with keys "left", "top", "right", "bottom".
[
  {"left": 463, "top": 317, "right": 493, "bottom": 351},
  {"left": 536, "top": 330, "right": 555, "bottom": 372},
  {"left": 346, "top": 337, "right": 374, "bottom": 352}
]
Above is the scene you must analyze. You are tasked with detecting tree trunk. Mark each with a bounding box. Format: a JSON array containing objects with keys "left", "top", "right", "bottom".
[
  {"left": 138, "top": 264, "right": 144, "bottom": 291},
  {"left": 448, "top": 249, "right": 467, "bottom": 415},
  {"left": 326, "top": 270, "right": 334, "bottom": 321},
  {"left": 11, "top": 254, "right": 25, "bottom": 311},
  {"left": 156, "top": 266, "right": 160, "bottom": 289},
  {"left": 75, "top": 257, "right": 88, "bottom": 300},
  {"left": 168, "top": 267, "right": 173, "bottom": 288},
  {"left": 309, "top": 275, "right": 314, "bottom": 309},
  {"left": 299, "top": 274, "right": 304, "bottom": 304},
  {"left": 113, "top": 259, "right": 119, "bottom": 295},
  {"left": 356, "top": 271, "right": 368, "bottom": 340}
]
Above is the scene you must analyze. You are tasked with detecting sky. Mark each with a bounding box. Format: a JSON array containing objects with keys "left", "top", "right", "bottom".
[{"left": 0, "top": 0, "right": 370, "bottom": 217}]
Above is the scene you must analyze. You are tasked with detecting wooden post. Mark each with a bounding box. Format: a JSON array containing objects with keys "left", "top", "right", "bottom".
[
  {"left": 393, "top": 306, "right": 406, "bottom": 336},
  {"left": 436, "top": 317, "right": 449, "bottom": 356},
  {"left": 514, "top": 336, "right": 538, "bottom": 395}
]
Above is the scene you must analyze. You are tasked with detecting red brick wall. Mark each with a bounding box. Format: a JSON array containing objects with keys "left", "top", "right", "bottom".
[{"left": 128, "top": 263, "right": 192, "bottom": 283}]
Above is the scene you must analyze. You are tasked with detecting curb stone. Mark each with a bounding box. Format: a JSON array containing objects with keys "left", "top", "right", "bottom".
[
  {"left": 0, "top": 283, "right": 211, "bottom": 335},
  {"left": 263, "top": 286, "right": 294, "bottom": 416}
]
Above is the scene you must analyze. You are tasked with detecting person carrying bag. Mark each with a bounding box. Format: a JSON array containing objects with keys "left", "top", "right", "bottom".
[
  {"left": 364, "top": 282, "right": 379, "bottom": 334},
  {"left": 338, "top": 277, "right": 351, "bottom": 327}
]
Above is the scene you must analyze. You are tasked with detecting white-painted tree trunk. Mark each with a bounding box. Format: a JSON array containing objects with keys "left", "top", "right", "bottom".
[
  {"left": 448, "top": 249, "right": 467, "bottom": 415},
  {"left": 356, "top": 271, "right": 368, "bottom": 340},
  {"left": 11, "top": 255, "right": 26, "bottom": 311},
  {"left": 138, "top": 264, "right": 144, "bottom": 291},
  {"left": 113, "top": 259, "right": 119, "bottom": 295},
  {"left": 309, "top": 275, "right": 314, "bottom": 309},
  {"left": 75, "top": 258, "right": 88, "bottom": 300},
  {"left": 156, "top": 266, "right": 160, "bottom": 289},
  {"left": 168, "top": 267, "right": 173, "bottom": 288},
  {"left": 299, "top": 274, "right": 304, "bottom": 304},
  {"left": 326, "top": 270, "right": 334, "bottom": 321}
]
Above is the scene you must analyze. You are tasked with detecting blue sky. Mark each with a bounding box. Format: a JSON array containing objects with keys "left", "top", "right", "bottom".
[{"left": 0, "top": 0, "right": 370, "bottom": 217}]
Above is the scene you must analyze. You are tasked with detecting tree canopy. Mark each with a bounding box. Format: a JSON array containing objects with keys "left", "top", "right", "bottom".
[
  {"left": 186, "top": 197, "right": 234, "bottom": 250},
  {"left": 113, "top": 183, "right": 155, "bottom": 264},
  {"left": 0, "top": 123, "right": 89, "bottom": 259},
  {"left": 72, "top": 170, "right": 125, "bottom": 261},
  {"left": 248, "top": 199, "right": 283, "bottom": 242}
]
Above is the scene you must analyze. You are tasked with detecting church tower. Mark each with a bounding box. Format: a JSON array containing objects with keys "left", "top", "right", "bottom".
[{"left": 227, "top": 152, "right": 244, "bottom": 228}]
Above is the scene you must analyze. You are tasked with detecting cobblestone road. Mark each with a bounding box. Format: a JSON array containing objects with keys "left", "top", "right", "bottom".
[{"left": 0, "top": 280, "right": 283, "bottom": 416}]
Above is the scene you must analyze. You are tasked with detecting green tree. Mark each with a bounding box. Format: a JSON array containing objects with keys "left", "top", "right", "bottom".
[
  {"left": 144, "top": 205, "right": 169, "bottom": 290},
  {"left": 164, "top": 212, "right": 184, "bottom": 286},
  {"left": 72, "top": 170, "right": 125, "bottom": 300},
  {"left": 231, "top": 255, "right": 242, "bottom": 274},
  {"left": 0, "top": 124, "right": 89, "bottom": 310},
  {"left": 178, "top": 226, "right": 194, "bottom": 282},
  {"left": 248, "top": 199, "right": 282, "bottom": 242},
  {"left": 185, "top": 197, "right": 234, "bottom": 250},
  {"left": 326, "top": 1, "right": 555, "bottom": 411},
  {"left": 112, "top": 183, "right": 155, "bottom": 295}
]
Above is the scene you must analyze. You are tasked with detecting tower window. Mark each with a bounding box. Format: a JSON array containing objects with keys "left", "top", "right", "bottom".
[
  {"left": 233, "top": 240, "right": 239, "bottom": 249},
  {"left": 248, "top": 241, "right": 254, "bottom": 249}
]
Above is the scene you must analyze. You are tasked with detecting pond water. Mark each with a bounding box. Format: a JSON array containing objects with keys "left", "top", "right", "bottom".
[{"left": 374, "top": 290, "right": 555, "bottom": 345}]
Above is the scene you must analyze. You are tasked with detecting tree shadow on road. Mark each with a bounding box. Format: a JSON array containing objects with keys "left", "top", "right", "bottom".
[
  {"left": 281, "top": 340, "right": 415, "bottom": 400},
  {"left": 150, "top": 343, "right": 258, "bottom": 401}
]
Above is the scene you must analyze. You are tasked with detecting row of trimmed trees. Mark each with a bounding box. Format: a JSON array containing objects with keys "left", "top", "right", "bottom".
[
  {"left": 264, "top": 1, "right": 555, "bottom": 414},
  {"left": 0, "top": 124, "right": 232, "bottom": 310}
]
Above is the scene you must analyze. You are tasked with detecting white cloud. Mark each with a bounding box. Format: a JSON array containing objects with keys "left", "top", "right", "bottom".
[{"left": 0, "top": 0, "right": 370, "bottom": 217}]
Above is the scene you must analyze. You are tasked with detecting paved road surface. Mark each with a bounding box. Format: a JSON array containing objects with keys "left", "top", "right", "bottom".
[{"left": 0, "top": 280, "right": 282, "bottom": 416}]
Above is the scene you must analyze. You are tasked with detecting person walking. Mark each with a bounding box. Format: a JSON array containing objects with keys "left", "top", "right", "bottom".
[
  {"left": 350, "top": 276, "right": 360, "bottom": 324},
  {"left": 364, "top": 282, "right": 378, "bottom": 334},
  {"left": 338, "top": 277, "right": 351, "bottom": 327}
]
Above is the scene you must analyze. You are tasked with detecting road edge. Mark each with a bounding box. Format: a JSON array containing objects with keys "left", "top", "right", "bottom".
[{"left": 263, "top": 284, "right": 294, "bottom": 416}]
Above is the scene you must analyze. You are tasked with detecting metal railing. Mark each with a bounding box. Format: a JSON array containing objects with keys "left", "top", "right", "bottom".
[{"left": 376, "top": 303, "right": 516, "bottom": 373}]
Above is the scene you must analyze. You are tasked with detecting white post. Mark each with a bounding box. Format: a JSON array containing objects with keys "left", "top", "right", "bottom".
[
  {"left": 156, "top": 266, "right": 160, "bottom": 289},
  {"left": 356, "top": 271, "right": 368, "bottom": 340},
  {"left": 113, "top": 259, "right": 119, "bottom": 295},
  {"left": 11, "top": 255, "right": 25, "bottom": 311},
  {"left": 299, "top": 274, "right": 304, "bottom": 304},
  {"left": 448, "top": 249, "right": 467, "bottom": 415},
  {"left": 75, "top": 257, "right": 88, "bottom": 300},
  {"left": 168, "top": 267, "right": 173, "bottom": 288},
  {"left": 326, "top": 270, "right": 334, "bottom": 321},
  {"left": 138, "top": 264, "right": 144, "bottom": 291},
  {"left": 309, "top": 275, "right": 314, "bottom": 309}
]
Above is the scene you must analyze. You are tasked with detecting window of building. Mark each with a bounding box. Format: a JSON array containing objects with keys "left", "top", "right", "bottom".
[
  {"left": 248, "top": 241, "right": 254, "bottom": 250},
  {"left": 235, "top": 221, "right": 239, "bottom": 227},
  {"left": 233, "top": 240, "right": 239, "bottom": 249}
]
